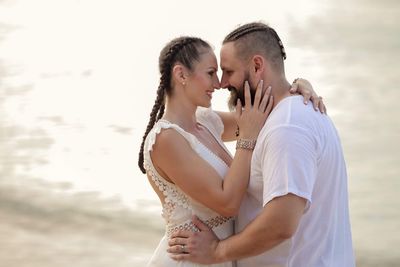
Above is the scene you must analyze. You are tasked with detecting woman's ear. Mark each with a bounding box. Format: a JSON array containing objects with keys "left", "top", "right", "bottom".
[{"left": 172, "top": 64, "right": 189, "bottom": 87}]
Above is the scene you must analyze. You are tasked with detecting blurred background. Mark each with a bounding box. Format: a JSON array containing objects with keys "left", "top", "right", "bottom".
[{"left": 0, "top": 0, "right": 399, "bottom": 266}]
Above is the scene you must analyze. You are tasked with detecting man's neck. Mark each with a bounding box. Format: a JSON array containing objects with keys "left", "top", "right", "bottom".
[{"left": 267, "top": 77, "right": 291, "bottom": 109}]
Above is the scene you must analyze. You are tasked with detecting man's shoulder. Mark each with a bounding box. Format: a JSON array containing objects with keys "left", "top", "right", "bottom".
[
  {"left": 266, "top": 96, "right": 308, "bottom": 127},
  {"left": 261, "top": 95, "right": 326, "bottom": 141},
  {"left": 279, "top": 95, "right": 326, "bottom": 124}
]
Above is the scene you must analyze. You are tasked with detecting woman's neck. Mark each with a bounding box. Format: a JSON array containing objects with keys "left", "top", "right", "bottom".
[{"left": 163, "top": 96, "right": 199, "bottom": 132}]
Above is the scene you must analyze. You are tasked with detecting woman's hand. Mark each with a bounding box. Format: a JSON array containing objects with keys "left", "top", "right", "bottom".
[
  {"left": 236, "top": 80, "right": 273, "bottom": 140},
  {"left": 290, "top": 78, "right": 327, "bottom": 114}
]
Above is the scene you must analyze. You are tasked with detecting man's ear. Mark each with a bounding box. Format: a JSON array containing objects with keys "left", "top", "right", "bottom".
[
  {"left": 172, "top": 64, "right": 189, "bottom": 86},
  {"left": 252, "top": 55, "right": 267, "bottom": 78}
]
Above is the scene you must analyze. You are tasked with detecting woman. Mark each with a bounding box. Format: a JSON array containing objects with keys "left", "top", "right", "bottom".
[{"left": 138, "top": 36, "right": 323, "bottom": 266}]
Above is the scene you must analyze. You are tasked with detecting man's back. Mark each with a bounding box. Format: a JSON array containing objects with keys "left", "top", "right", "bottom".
[{"left": 237, "top": 95, "right": 355, "bottom": 267}]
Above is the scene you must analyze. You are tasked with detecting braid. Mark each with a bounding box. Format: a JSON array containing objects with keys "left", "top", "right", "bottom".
[
  {"left": 138, "top": 82, "right": 165, "bottom": 173},
  {"left": 224, "top": 22, "right": 287, "bottom": 60},
  {"left": 268, "top": 28, "right": 286, "bottom": 60},
  {"left": 138, "top": 36, "right": 211, "bottom": 174},
  {"left": 159, "top": 37, "right": 202, "bottom": 89},
  {"left": 156, "top": 105, "right": 165, "bottom": 120},
  {"left": 224, "top": 23, "right": 266, "bottom": 42}
]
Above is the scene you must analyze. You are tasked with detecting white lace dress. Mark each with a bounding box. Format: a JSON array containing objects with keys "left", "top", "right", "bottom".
[{"left": 144, "top": 107, "right": 234, "bottom": 267}]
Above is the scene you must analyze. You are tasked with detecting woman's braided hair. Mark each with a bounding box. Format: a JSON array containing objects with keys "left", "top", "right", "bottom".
[{"left": 138, "top": 36, "right": 211, "bottom": 174}]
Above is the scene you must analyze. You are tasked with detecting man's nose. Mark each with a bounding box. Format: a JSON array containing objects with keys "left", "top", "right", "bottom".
[{"left": 220, "top": 77, "right": 229, "bottom": 89}]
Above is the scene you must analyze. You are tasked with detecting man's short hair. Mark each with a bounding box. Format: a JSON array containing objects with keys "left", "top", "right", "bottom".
[{"left": 223, "top": 22, "right": 286, "bottom": 71}]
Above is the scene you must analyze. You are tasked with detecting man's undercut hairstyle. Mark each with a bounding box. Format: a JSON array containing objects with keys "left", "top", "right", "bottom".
[{"left": 223, "top": 22, "right": 286, "bottom": 71}]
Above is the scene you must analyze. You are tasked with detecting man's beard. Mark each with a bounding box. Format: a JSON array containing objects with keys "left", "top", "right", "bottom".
[{"left": 227, "top": 72, "right": 257, "bottom": 111}]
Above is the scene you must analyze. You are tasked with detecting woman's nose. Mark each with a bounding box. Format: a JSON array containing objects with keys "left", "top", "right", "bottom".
[{"left": 214, "top": 80, "right": 221, "bottom": 90}]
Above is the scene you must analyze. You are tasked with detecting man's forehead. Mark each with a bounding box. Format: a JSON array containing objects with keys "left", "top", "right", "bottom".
[{"left": 220, "top": 43, "right": 237, "bottom": 68}]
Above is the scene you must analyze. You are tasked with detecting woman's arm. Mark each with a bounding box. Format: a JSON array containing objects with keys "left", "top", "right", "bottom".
[
  {"left": 151, "top": 130, "right": 253, "bottom": 217},
  {"left": 216, "top": 111, "right": 237, "bottom": 142},
  {"left": 151, "top": 82, "right": 273, "bottom": 217}
]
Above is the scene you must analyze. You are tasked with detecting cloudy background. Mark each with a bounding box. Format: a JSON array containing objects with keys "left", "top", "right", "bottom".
[{"left": 0, "top": 0, "right": 399, "bottom": 266}]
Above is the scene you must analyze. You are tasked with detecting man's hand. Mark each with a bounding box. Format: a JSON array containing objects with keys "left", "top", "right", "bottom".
[
  {"left": 290, "top": 78, "right": 327, "bottom": 114},
  {"left": 167, "top": 216, "right": 222, "bottom": 264}
]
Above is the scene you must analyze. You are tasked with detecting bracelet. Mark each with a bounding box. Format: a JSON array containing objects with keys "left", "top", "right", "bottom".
[{"left": 236, "top": 138, "right": 257, "bottom": 150}]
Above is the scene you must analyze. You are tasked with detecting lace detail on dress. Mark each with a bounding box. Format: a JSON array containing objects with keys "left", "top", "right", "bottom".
[
  {"left": 144, "top": 160, "right": 192, "bottom": 220},
  {"left": 166, "top": 215, "right": 232, "bottom": 237},
  {"left": 143, "top": 121, "right": 197, "bottom": 221}
]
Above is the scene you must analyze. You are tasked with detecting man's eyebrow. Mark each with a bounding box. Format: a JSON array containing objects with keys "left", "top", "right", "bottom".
[{"left": 221, "top": 67, "right": 232, "bottom": 72}]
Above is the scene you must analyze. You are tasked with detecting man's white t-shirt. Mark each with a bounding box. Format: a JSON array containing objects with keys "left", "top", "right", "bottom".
[{"left": 236, "top": 95, "right": 355, "bottom": 267}]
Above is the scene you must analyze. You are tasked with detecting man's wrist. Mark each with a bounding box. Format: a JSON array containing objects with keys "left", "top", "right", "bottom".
[{"left": 214, "top": 240, "right": 228, "bottom": 263}]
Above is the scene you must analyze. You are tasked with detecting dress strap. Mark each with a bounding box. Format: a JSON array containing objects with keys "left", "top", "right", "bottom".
[{"left": 145, "top": 119, "right": 198, "bottom": 153}]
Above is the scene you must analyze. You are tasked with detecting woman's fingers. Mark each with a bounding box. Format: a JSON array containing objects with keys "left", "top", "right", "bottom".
[
  {"left": 265, "top": 95, "right": 274, "bottom": 115},
  {"left": 259, "top": 86, "right": 271, "bottom": 112},
  {"left": 235, "top": 98, "right": 242, "bottom": 120},
  {"left": 244, "top": 81, "right": 251, "bottom": 111},
  {"left": 319, "top": 97, "right": 327, "bottom": 114},
  {"left": 252, "top": 80, "right": 264, "bottom": 110},
  {"left": 302, "top": 90, "right": 312, "bottom": 105},
  {"left": 289, "top": 81, "right": 298, "bottom": 94},
  {"left": 311, "top": 95, "right": 319, "bottom": 111}
]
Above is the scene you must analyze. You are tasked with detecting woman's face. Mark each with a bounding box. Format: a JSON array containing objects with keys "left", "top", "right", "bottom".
[{"left": 185, "top": 50, "right": 220, "bottom": 108}]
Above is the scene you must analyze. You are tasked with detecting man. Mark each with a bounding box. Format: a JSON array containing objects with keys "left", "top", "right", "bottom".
[{"left": 168, "top": 22, "right": 355, "bottom": 267}]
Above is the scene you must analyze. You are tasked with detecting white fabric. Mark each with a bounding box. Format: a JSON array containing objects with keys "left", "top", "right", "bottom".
[
  {"left": 144, "top": 107, "right": 234, "bottom": 267},
  {"left": 237, "top": 95, "right": 355, "bottom": 267}
]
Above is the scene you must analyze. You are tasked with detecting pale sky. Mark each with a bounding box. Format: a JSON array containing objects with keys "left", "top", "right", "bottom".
[{"left": 0, "top": 0, "right": 329, "bottom": 206}]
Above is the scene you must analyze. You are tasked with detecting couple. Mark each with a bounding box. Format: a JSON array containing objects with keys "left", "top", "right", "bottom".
[{"left": 138, "top": 22, "right": 355, "bottom": 267}]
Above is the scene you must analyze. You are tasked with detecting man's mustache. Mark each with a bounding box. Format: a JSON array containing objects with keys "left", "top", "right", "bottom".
[{"left": 228, "top": 86, "right": 243, "bottom": 111}]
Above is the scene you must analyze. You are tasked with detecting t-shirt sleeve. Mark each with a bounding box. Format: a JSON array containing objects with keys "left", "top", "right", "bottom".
[{"left": 261, "top": 125, "right": 318, "bottom": 212}]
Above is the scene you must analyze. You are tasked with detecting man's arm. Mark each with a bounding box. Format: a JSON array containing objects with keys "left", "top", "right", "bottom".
[
  {"left": 215, "top": 193, "right": 306, "bottom": 262},
  {"left": 168, "top": 193, "right": 306, "bottom": 264}
]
